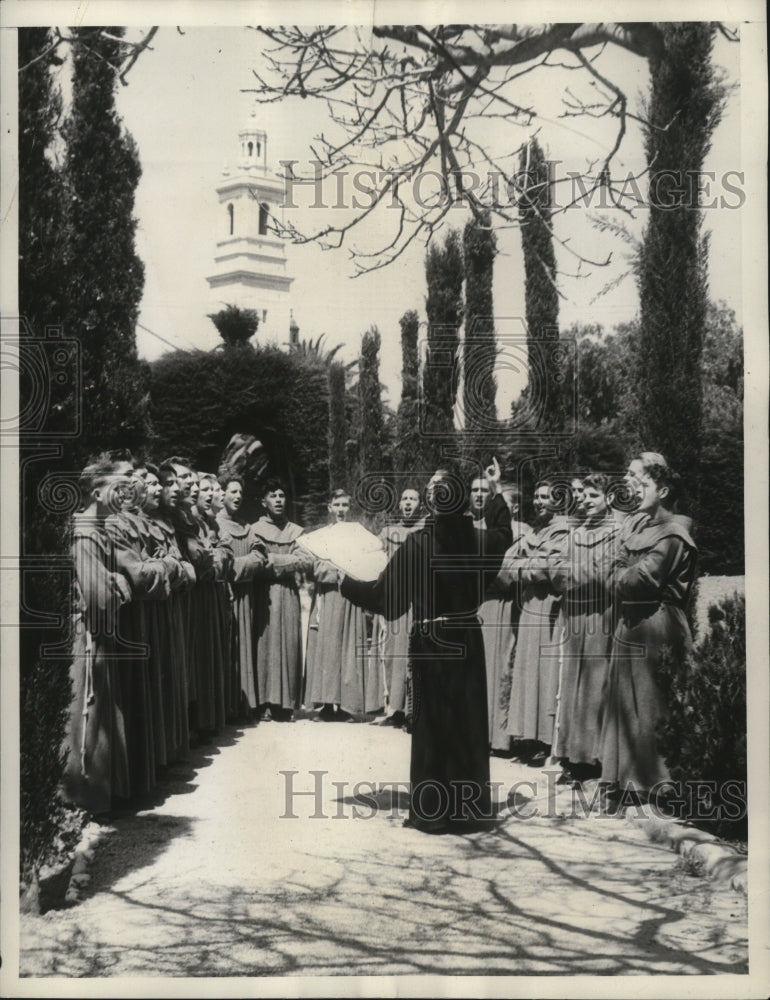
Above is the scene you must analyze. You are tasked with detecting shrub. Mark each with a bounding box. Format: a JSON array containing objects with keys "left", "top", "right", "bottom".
[
  {"left": 657, "top": 591, "right": 747, "bottom": 838},
  {"left": 149, "top": 344, "right": 331, "bottom": 525},
  {"left": 20, "top": 655, "right": 71, "bottom": 882}
]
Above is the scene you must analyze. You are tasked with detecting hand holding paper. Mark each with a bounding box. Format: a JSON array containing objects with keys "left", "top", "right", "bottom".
[{"left": 297, "top": 522, "right": 387, "bottom": 582}]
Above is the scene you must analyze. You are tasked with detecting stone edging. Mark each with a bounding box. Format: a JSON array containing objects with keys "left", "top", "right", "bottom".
[
  {"left": 496, "top": 766, "right": 748, "bottom": 897},
  {"left": 62, "top": 822, "right": 113, "bottom": 906},
  {"left": 628, "top": 814, "right": 747, "bottom": 894}
]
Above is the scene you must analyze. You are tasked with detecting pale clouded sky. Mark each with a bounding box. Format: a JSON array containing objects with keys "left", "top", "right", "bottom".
[{"left": 105, "top": 22, "right": 742, "bottom": 413}]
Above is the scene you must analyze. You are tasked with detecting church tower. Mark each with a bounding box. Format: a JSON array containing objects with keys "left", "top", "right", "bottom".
[{"left": 206, "top": 111, "right": 294, "bottom": 342}]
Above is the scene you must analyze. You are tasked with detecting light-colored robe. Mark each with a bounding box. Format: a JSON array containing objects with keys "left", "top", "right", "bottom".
[
  {"left": 62, "top": 513, "right": 131, "bottom": 814},
  {"left": 548, "top": 515, "right": 619, "bottom": 765},
  {"left": 304, "top": 553, "right": 381, "bottom": 714},
  {"left": 148, "top": 512, "right": 194, "bottom": 761},
  {"left": 506, "top": 516, "right": 571, "bottom": 744},
  {"left": 480, "top": 520, "right": 528, "bottom": 750},
  {"left": 216, "top": 511, "right": 267, "bottom": 712},
  {"left": 597, "top": 513, "right": 697, "bottom": 791},
  {"left": 252, "top": 516, "right": 310, "bottom": 710},
  {"left": 105, "top": 509, "right": 170, "bottom": 795}
]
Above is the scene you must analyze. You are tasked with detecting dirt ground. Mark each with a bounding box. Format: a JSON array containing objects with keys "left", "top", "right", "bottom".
[{"left": 18, "top": 714, "right": 748, "bottom": 980}]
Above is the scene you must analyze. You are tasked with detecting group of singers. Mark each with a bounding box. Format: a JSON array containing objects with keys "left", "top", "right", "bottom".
[{"left": 61, "top": 448, "right": 696, "bottom": 828}]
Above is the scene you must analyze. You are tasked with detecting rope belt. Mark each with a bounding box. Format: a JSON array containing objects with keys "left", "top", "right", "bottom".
[
  {"left": 80, "top": 628, "right": 95, "bottom": 777},
  {"left": 415, "top": 612, "right": 481, "bottom": 627}
]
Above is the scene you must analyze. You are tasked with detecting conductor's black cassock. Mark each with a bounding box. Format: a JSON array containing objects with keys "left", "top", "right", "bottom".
[{"left": 341, "top": 494, "right": 512, "bottom": 831}]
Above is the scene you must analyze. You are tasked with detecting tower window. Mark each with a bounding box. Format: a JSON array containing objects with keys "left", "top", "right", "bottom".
[
  {"left": 256, "top": 141, "right": 261, "bottom": 157},
  {"left": 247, "top": 141, "right": 254, "bottom": 157},
  {"left": 227, "top": 203, "right": 234, "bottom": 236},
  {"left": 259, "top": 203, "right": 269, "bottom": 235}
]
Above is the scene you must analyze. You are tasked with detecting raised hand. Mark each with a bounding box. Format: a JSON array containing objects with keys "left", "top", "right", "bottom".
[{"left": 485, "top": 456, "right": 501, "bottom": 493}]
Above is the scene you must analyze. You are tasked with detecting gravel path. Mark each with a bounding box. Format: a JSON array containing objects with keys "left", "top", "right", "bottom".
[{"left": 19, "top": 716, "right": 747, "bottom": 980}]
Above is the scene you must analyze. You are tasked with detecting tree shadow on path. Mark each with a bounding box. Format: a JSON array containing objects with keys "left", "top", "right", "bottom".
[{"left": 35, "top": 809, "right": 747, "bottom": 978}]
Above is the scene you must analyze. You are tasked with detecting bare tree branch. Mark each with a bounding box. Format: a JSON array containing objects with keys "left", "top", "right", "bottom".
[
  {"left": 18, "top": 27, "right": 65, "bottom": 72},
  {"left": 244, "top": 22, "right": 733, "bottom": 275},
  {"left": 18, "top": 26, "right": 159, "bottom": 83}
]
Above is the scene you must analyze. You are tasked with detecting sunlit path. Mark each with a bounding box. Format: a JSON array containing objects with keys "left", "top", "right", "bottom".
[{"left": 20, "top": 718, "right": 747, "bottom": 979}]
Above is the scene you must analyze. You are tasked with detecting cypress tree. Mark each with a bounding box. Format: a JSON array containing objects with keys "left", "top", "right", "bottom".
[
  {"left": 328, "top": 361, "right": 348, "bottom": 492},
  {"left": 62, "top": 26, "right": 150, "bottom": 457},
  {"left": 517, "top": 137, "right": 562, "bottom": 435},
  {"left": 19, "top": 26, "right": 68, "bottom": 535},
  {"left": 697, "top": 302, "right": 743, "bottom": 573},
  {"left": 18, "top": 28, "right": 153, "bottom": 886},
  {"left": 422, "top": 228, "right": 463, "bottom": 469},
  {"left": 637, "top": 23, "right": 726, "bottom": 515},
  {"left": 18, "top": 28, "right": 72, "bottom": 886},
  {"left": 357, "top": 326, "right": 385, "bottom": 478},
  {"left": 462, "top": 210, "right": 497, "bottom": 461},
  {"left": 19, "top": 29, "right": 65, "bottom": 343},
  {"left": 394, "top": 310, "right": 422, "bottom": 475}
]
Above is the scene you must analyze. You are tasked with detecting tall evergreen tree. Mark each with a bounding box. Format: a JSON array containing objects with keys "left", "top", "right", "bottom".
[
  {"left": 18, "top": 28, "right": 72, "bottom": 886},
  {"left": 462, "top": 210, "right": 497, "bottom": 461},
  {"left": 328, "top": 361, "right": 348, "bottom": 492},
  {"left": 517, "top": 137, "right": 562, "bottom": 435},
  {"left": 19, "top": 29, "right": 64, "bottom": 342},
  {"left": 18, "top": 28, "right": 154, "bottom": 886},
  {"left": 62, "top": 26, "right": 150, "bottom": 457},
  {"left": 637, "top": 23, "right": 726, "bottom": 515},
  {"left": 394, "top": 310, "right": 422, "bottom": 475},
  {"left": 698, "top": 302, "right": 743, "bottom": 574},
  {"left": 19, "top": 27, "right": 69, "bottom": 549},
  {"left": 357, "top": 326, "right": 385, "bottom": 479},
  {"left": 422, "top": 228, "right": 463, "bottom": 469}
]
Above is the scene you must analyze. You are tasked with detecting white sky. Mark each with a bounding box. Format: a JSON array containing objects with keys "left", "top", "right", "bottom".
[{"left": 67, "top": 24, "right": 742, "bottom": 412}]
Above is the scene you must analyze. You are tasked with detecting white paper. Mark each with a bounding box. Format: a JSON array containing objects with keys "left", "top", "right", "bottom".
[{"left": 298, "top": 521, "right": 387, "bottom": 581}]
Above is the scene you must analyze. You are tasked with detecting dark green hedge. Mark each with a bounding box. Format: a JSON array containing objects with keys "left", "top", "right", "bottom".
[
  {"left": 657, "top": 592, "right": 747, "bottom": 838},
  {"left": 149, "top": 344, "right": 331, "bottom": 525}
]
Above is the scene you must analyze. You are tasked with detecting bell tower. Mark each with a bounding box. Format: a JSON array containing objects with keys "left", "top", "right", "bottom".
[{"left": 206, "top": 110, "right": 294, "bottom": 341}]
